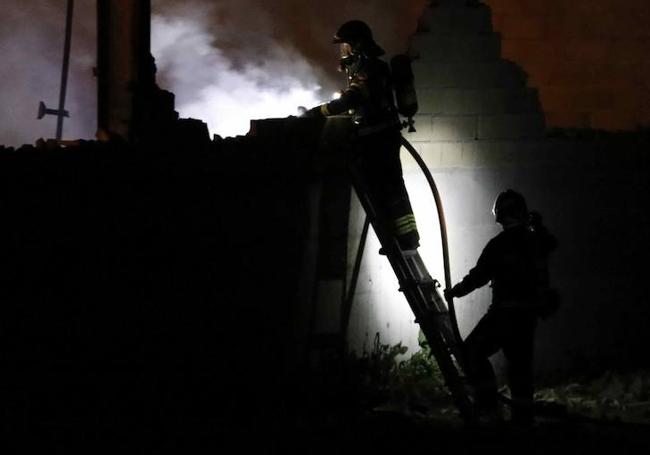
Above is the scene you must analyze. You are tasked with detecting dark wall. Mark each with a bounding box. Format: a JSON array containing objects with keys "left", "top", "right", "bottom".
[
  {"left": 0, "top": 121, "right": 327, "bottom": 446},
  {"left": 430, "top": 131, "right": 650, "bottom": 379},
  {"left": 532, "top": 133, "right": 650, "bottom": 376}
]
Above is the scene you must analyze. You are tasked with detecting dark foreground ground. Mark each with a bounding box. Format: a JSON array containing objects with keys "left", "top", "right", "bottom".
[
  {"left": 10, "top": 408, "right": 650, "bottom": 454},
  {"left": 4, "top": 339, "right": 649, "bottom": 452},
  {"left": 8, "top": 377, "right": 650, "bottom": 454},
  {"left": 280, "top": 410, "right": 650, "bottom": 455}
]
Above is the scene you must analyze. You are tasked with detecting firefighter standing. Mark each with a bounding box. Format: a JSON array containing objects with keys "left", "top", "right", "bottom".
[
  {"left": 444, "top": 189, "right": 558, "bottom": 425},
  {"left": 303, "top": 20, "right": 420, "bottom": 250}
]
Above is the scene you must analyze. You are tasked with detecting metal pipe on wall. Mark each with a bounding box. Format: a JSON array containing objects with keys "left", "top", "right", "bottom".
[{"left": 96, "top": 0, "right": 151, "bottom": 142}]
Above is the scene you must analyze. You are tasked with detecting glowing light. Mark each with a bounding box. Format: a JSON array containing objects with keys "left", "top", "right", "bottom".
[
  {"left": 180, "top": 84, "right": 321, "bottom": 138},
  {"left": 151, "top": 15, "right": 323, "bottom": 138},
  {"left": 332, "top": 91, "right": 342, "bottom": 100}
]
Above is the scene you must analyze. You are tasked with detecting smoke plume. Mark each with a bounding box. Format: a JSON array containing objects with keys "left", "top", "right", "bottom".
[
  {"left": 0, "top": 0, "right": 426, "bottom": 146},
  {"left": 151, "top": 4, "right": 324, "bottom": 138}
]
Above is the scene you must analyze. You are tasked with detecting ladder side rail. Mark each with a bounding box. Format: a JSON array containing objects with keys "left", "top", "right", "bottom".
[
  {"left": 419, "top": 317, "right": 476, "bottom": 422},
  {"left": 347, "top": 157, "right": 476, "bottom": 423},
  {"left": 400, "top": 136, "right": 466, "bottom": 369},
  {"left": 347, "top": 166, "right": 432, "bottom": 317},
  {"left": 349, "top": 163, "right": 460, "bottom": 352},
  {"left": 404, "top": 254, "right": 467, "bottom": 366}
]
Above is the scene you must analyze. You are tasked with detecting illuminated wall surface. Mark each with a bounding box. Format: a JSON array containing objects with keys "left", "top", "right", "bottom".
[{"left": 343, "top": 1, "right": 650, "bottom": 376}]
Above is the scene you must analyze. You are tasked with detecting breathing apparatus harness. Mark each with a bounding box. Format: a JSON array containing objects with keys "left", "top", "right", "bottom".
[{"left": 340, "top": 48, "right": 419, "bottom": 138}]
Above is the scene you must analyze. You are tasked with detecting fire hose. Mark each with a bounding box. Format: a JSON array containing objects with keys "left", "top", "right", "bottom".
[
  {"left": 399, "top": 135, "right": 466, "bottom": 358},
  {"left": 342, "top": 135, "right": 465, "bottom": 361},
  {"left": 400, "top": 136, "right": 567, "bottom": 416}
]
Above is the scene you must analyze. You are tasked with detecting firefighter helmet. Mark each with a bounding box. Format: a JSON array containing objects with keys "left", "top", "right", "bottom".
[
  {"left": 333, "top": 20, "right": 384, "bottom": 57},
  {"left": 492, "top": 189, "right": 528, "bottom": 224},
  {"left": 333, "top": 20, "right": 373, "bottom": 44}
]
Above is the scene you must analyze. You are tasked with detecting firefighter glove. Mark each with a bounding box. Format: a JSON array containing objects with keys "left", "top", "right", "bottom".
[
  {"left": 444, "top": 288, "right": 455, "bottom": 302},
  {"left": 302, "top": 104, "right": 328, "bottom": 118}
]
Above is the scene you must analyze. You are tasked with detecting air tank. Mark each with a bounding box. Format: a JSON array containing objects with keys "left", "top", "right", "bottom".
[{"left": 390, "top": 54, "right": 419, "bottom": 132}]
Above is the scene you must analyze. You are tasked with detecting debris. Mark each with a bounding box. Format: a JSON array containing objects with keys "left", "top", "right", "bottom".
[{"left": 536, "top": 369, "right": 650, "bottom": 424}]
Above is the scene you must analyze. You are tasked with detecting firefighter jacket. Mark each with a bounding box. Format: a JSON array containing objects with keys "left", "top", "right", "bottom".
[
  {"left": 449, "top": 224, "right": 552, "bottom": 312},
  {"left": 309, "top": 55, "right": 399, "bottom": 128},
  {"left": 303, "top": 53, "right": 420, "bottom": 250}
]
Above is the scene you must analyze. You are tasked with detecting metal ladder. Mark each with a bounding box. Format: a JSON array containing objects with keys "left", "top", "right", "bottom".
[{"left": 347, "top": 151, "right": 476, "bottom": 423}]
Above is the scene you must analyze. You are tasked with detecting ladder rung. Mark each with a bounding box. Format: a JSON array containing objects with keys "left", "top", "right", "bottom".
[
  {"left": 398, "top": 278, "right": 436, "bottom": 292},
  {"left": 414, "top": 310, "right": 450, "bottom": 323},
  {"left": 352, "top": 169, "right": 475, "bottom": 423}
]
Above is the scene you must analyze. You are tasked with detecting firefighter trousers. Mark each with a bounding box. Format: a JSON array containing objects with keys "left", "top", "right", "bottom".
[
  {"left": 464, "top": 307, "right": 537, "bottom": 423},
  {"left": 352, "top": 129, "right": 420, "bottom": 249}
]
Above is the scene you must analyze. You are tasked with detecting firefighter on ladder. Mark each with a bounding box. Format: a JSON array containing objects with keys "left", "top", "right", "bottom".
[{"left": 302, "top": 20, "right": 420, "bottom": 251}]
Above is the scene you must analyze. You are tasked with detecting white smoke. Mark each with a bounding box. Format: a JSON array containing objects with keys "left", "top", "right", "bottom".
[
  {"left": 0, "top": 0, "right": 424, "bottom": 146},
  {"left": 151, "top": 13, "right": 327, "bottom": 138},
  {"left": 148, "top": 0, "right": 427, "bottom": 138}
]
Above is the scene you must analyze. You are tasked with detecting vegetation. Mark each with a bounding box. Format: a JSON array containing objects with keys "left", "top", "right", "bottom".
[{"left": 335, "top": 333, "right": 452, "bottom": 416}]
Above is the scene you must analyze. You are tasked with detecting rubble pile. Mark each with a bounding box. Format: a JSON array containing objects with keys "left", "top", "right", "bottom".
[{"left": 536, "top": 369, "right": 650, "bottom": 423}]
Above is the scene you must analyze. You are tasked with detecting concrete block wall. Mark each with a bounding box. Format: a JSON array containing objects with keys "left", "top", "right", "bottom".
[
  {"left": 410, "top": 1, "right": 546, "bottom": 147},
  {"left": 348, "top": 133, "right": 650, "bottom": 378},
  {"left": 347, "top": 0, "right": 548, "bottom": 362},
  {"left": 417, "top": 1, "right": 494, "bottom": 35},
  {"left": 345, "top": 0, "right": 650, "bottom": 379},
  {"left": 485, "top": 0, "right": 650, "bottom": 130},
  {"left": 411, "top": 34, "right": 502, "bottom": 61}
]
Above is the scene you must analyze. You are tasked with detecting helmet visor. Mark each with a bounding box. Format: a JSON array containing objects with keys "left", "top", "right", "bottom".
[{"left": 339, "top": 43, "right": 353, "bottom": 58}]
